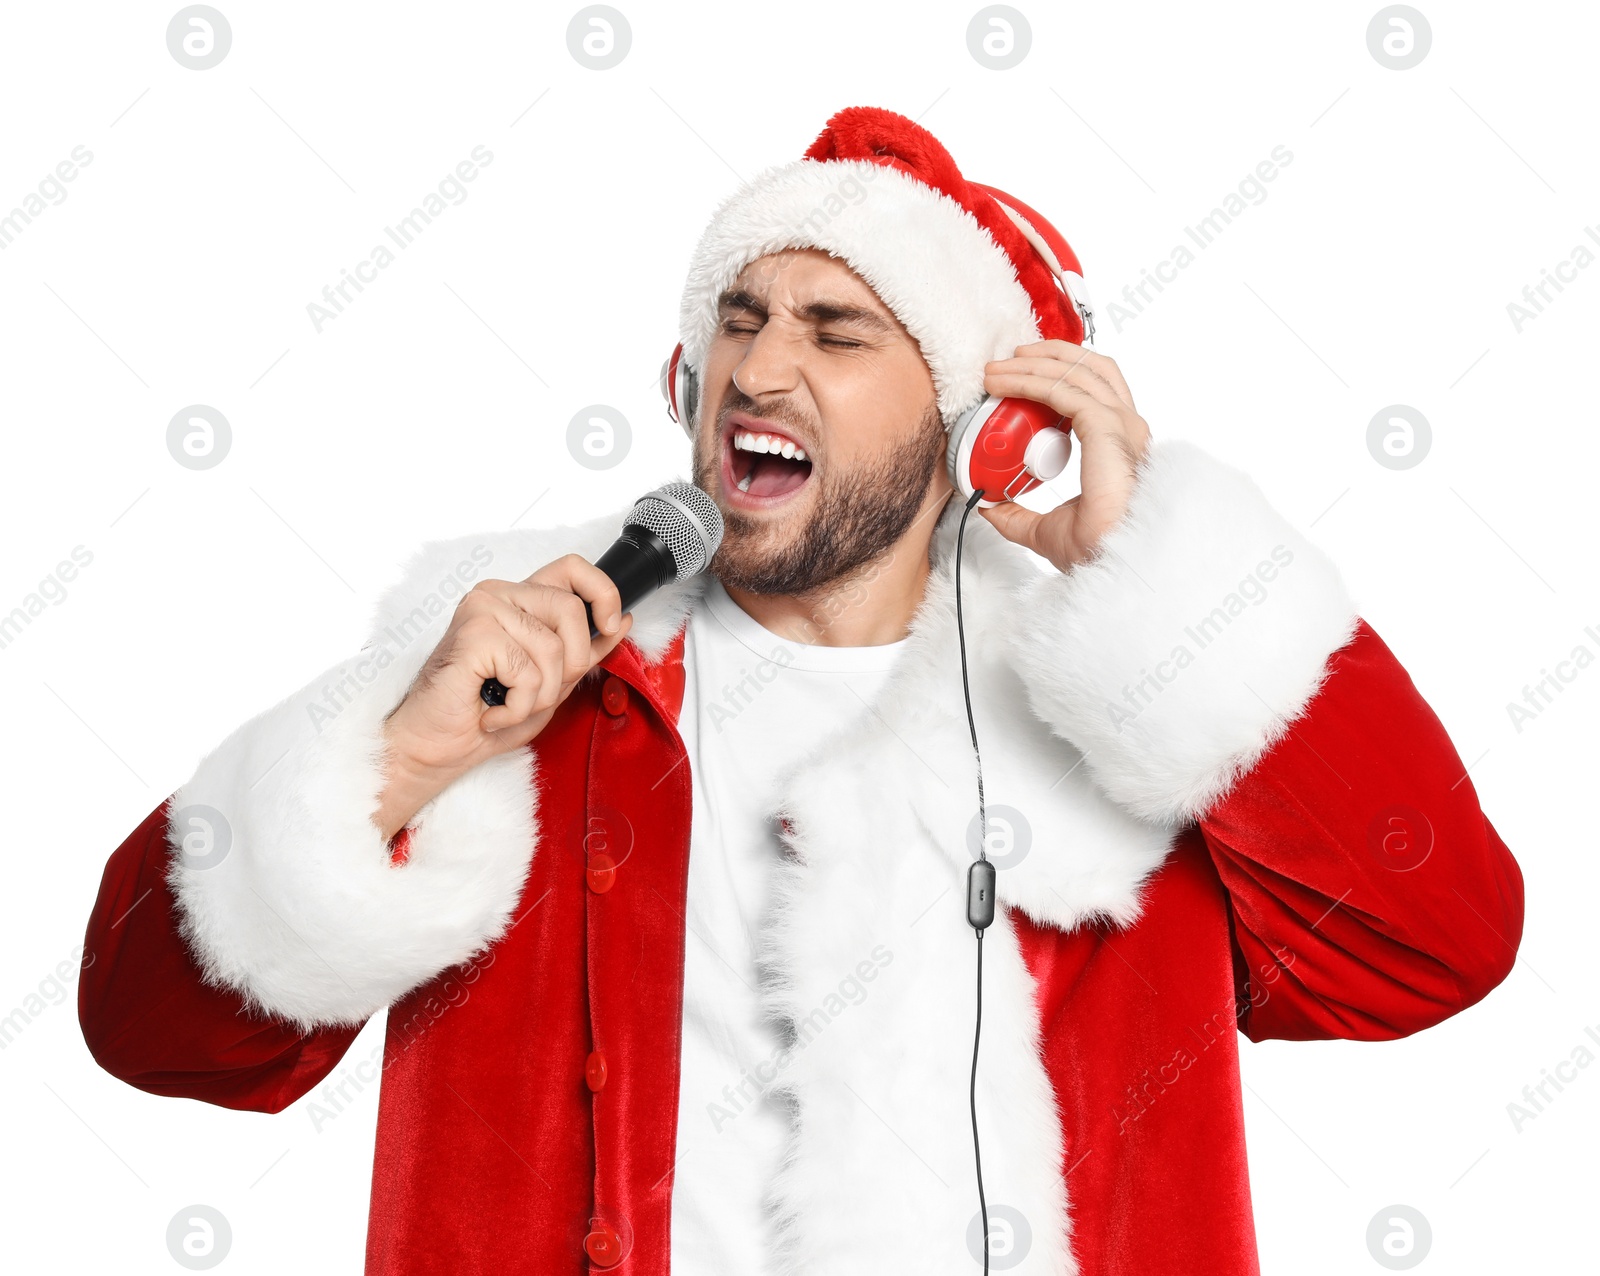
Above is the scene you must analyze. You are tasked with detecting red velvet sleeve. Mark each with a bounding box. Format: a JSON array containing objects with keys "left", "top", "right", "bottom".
[
  {"left": 78, "top": 797, "right": 365, "bottom": 1111},
  {"left": 1196, "top": 619, "right": 1526, "bottom": 1041}
]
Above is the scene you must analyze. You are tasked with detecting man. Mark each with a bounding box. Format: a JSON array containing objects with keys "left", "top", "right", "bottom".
[{"left": 79, "top": 106, "right": 1524, "bottom": 1274}]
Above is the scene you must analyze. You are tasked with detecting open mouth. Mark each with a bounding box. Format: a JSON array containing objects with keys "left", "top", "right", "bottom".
[{"left": 722, "top": 424, "right": 815, "bottom": 505}]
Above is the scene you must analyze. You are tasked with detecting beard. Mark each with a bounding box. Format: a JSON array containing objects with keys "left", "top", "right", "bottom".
[{"left": 692, "top": 391, "right": 949, "bottom": 598}]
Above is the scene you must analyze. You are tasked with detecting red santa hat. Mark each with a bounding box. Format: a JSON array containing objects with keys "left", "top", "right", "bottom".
[{"left": 676, "top": 105, "right": 1096, "bottom": 428}]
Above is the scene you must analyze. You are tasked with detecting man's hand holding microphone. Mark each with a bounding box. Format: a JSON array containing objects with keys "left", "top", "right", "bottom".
[
  {"left": 368, "top": 480, "right": 723, "bottom": 846},
  {"left": 372, "top": 556, "right": 633, "bottom": 844}
]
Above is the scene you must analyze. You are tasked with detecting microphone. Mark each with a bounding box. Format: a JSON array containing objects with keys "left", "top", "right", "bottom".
[{"left": 479, "top": 481, "right": 724, "bottom": 707}]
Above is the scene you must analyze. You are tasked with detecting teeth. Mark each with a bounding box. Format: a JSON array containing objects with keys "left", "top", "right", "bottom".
[
  {"left": 737, "top": 472, "right": 753, "bottom": 492},
  {"left": 734, "top": 430, "right": 808, "bottom": 462}
]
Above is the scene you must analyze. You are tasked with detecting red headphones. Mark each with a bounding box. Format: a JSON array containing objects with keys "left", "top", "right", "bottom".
[{"left": 660, "top": 191, "right": 1095, "bottom": 510}]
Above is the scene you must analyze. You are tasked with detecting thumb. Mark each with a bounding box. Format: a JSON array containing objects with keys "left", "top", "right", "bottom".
[{"left": 977, "top": 499, "right": 1045, "bottom": 553}]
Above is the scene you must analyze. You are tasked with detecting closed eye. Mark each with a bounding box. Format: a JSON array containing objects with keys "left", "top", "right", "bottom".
[{"left": 721, "top": 321, "right": 861, "bottom": 349}]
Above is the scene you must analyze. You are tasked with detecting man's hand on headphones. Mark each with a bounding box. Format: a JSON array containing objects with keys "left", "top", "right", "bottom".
[{"left": 976, "top": 340, "right": 1152, "bottom": 574}]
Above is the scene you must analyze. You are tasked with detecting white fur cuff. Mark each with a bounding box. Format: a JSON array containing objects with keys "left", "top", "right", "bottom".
[
  {"left": 165, "top": 596, "right": 537, "bottom": 1032},
  {"left": 1006, "top": 438, "right": 1360, "bottom": 827}
]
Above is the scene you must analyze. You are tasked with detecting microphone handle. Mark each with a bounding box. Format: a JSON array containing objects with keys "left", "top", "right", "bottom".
[{"left": 479, "top": 525, "right": 677, "bottom": 707}]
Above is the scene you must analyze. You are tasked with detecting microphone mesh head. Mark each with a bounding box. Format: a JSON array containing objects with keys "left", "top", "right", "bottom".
[{"left": 626, "top": 481, "right": 724, "bottom": 579}]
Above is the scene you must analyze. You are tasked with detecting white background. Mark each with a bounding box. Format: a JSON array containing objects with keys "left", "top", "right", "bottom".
[{"left": 2, "top": 0, "right": 1595, "bottom": 1271}]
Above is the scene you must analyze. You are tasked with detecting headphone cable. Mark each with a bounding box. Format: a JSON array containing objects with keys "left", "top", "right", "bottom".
[{"left": 955, "top": 486, "right": 991, "bottom": 1276}]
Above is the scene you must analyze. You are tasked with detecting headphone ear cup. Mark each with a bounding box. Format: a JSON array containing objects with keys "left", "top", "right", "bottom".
[
  {"left": 947, "top": 396, "right": 1000, "bottom": 505},
  {"left": 948, "top": 394, "right": 1066, "bottom": 509},
  {"left": 681, "top": 365, "right": 699, "bottom": 440},
  {"left": 661, "top": 345, "right": 699, "bottom": 440}
]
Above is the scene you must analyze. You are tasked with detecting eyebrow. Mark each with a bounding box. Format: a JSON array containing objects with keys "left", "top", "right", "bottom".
[{"left": 716, "top": 288, "right": 894, "bottom": 334}]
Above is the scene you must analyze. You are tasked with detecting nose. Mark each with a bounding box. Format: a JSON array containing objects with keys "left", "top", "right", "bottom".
[{"left": 732, "top": 321, "right": 803, "bottom": 400}]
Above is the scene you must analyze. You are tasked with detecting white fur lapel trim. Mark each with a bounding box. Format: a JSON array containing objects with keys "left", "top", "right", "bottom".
[{"left": 756, "top": 490, "right": 1183, "bottom": 1275}]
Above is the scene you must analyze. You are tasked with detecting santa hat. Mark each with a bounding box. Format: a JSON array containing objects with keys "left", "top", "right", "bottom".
[{"left": 676, "top": 105, "right": 1095, "bottom": 428}]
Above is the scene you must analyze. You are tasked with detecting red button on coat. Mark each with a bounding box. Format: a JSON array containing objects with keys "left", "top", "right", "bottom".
[
  {"left": 601, "top": 676, "right": 629, "bottom": 716},
  {"left": 585, "top": 1050, "right": 608, "bottom": 1092},
  {"left": 586, "top": 854, "right": 616, "bottom": 894},
  {"left": 584, "top": 1221, "right": 623, "bottom": 1267}
]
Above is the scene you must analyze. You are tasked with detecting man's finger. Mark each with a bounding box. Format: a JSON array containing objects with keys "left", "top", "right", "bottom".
[
  {"left": 981, "top": 374, "right": 1127, "bottom": 445},
  {"left": 977, "top": 499, "right": 1056, "bottom": 558},
  {"left": 530, "top": 554, "right": 627, "bottom": 637},
  {"left": 991, "top": 353, "right": 1123, "bottom": 411},
  {"left": 1012, "top": 340, "right": 1137, "bottom": 411}
]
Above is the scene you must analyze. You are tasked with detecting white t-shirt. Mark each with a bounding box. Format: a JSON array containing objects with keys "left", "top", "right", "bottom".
[{"left": 669, "top": 575, "right": 910, "bottom": 1273}]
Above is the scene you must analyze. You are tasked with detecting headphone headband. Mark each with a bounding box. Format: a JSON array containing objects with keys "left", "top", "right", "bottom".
[{"left": 987, "top": 195, "right": 1096, "bottom": 346}]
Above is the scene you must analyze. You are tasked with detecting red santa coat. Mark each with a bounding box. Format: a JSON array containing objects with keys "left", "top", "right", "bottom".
[{"left": 79, "top": 440, "right": 1524, "bottom": 1274}]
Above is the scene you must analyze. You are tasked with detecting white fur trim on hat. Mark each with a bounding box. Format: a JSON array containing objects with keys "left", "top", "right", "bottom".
[{"left": 677, "top": 159, "right": 1042, "bottom": 425}]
